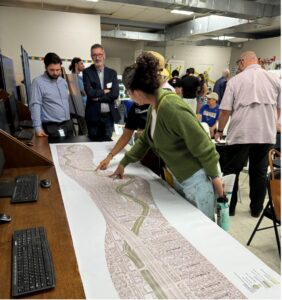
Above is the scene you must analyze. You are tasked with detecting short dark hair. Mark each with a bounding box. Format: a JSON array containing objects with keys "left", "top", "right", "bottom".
[
  {"left": 198, "top": 73, "right": 205, "bottom": 81},
  {"left": 187, "top": 68, "right": 195, "bottom": 74},
  {"left": 69, "top": 57, "right": 82, "bottom": 72},
  {"left": 44, "top": 52, "right": 62, "bottom": 67},
  {"left": 172, "top": 70, "right": 179, "bottom": 77},
  {"left": 91, "top": 44, "right": 104, "bottom": 52},
  {"left": 123, "top": 52, "right": 161, "bottom": 95}
]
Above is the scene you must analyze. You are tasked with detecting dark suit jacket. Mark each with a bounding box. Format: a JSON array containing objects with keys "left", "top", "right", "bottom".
[{"left": 83, "top": 65, "right": 121, "bottom": 123}]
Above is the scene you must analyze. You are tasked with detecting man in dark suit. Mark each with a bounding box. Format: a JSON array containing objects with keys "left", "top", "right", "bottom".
[{"left": 83, "top": 44, "right": 120, "bottom": 141}]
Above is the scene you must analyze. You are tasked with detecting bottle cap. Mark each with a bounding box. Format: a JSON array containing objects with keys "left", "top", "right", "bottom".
[{"left": 217, "top": 195, "right": 228, "bottom": 203}]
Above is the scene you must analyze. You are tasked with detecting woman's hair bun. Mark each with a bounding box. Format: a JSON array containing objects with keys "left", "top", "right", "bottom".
[{"left": 122, "top": 52, "right": 161, "bottom": 94}]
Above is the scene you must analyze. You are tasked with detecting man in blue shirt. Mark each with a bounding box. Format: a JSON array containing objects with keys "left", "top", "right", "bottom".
[
  {"left": 29, "top": 52, "right": 73, "bottom": 137},
  {"left": 213, "top": 69, "right": 230, "bottom": 105},
  {"left": 198, "top": 92, "right": 220, "bottom": 138}
]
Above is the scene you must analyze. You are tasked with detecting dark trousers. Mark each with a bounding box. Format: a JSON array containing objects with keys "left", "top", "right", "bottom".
[
  {"left": 42, "top": 120, "right": 74, "bottom": 138},
  {"left": 86, "top": 113, "right": 114, "bottom": 141},
  {"left": 223, "top": 144, "right": 273, "bottom": 214}
]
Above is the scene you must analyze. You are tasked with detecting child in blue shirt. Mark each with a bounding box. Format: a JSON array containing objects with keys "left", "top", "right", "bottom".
[{"left": 197, "top": 92, "right": 220, "bottom": 138}]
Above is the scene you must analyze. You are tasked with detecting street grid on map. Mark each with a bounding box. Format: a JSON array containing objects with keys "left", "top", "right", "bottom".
[{"left": 57, "top": 144, "right": 246, "bottom": 299}]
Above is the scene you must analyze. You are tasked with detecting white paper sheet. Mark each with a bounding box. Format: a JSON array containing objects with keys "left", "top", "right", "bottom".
[{"left": 50, "top": 142, "right": 280, "bottom": 299}]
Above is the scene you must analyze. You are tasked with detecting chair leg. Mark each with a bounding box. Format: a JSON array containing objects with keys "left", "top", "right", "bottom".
[
  {"left": 269, "top": 203, "right": 281, "bottom": 257},
  {"left": 247, "top": 210, "right": 266, "bottom": 246},
  {"left": 272, "top": 219, "right": 281, "bottom": 257}
]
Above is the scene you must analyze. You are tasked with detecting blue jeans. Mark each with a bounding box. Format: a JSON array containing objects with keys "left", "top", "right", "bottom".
[{"left": 173, "top": 169, "right": 215, "bottom": 220}]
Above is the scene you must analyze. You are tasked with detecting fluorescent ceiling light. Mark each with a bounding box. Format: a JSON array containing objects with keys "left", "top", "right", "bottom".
[
  {"left": 85, "top": 0, "right": 99, "bottom": 2},
  {"left": 212, "top": 36, "right": 235, "bottom": 40},
  {"left": 171, "top": 9, "right": 194, "bottom": 16}
]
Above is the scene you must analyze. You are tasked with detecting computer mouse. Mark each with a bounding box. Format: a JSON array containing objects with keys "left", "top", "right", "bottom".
[
  {"left": 0, "top": 213, "right": 11, "bottom": 223},
  {"left": 40, "top": 179, "right": 51, "bottom": 188}
]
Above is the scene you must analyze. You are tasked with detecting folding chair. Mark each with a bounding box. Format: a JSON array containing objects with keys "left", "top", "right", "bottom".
[{"left": 247, "top": 149, "right": 281, "bottom": 257}]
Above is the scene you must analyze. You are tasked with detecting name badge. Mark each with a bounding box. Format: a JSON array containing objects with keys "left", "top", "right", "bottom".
[
  {"left": 58, "top": 129, "right": 65, "bottom": 137},
  {"left": 106, "top": 82, "right": 112, "bottom": 89}
]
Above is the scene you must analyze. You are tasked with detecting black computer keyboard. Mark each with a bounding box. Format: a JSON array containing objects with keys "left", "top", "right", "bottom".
[
  {"left": 14, "top": 129, "right": 34, "bottom": 141},
  {"left": 12, "top": 174, "right": 38, "bottom": 203},
  {"left": 12, "top": 227, "right": 55, "bottom": 297}
]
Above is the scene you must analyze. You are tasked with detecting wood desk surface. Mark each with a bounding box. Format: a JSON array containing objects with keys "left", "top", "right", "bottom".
[
  {"left": 31, "top": 136, "right": 53, "bottom": 162},
  {"left": 0, "top": 147, "right": 85, "bottom": 298}
]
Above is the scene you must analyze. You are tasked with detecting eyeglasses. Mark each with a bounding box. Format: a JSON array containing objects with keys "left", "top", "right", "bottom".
[
  {"left": 92, "top": 53, "right": 104, "bottom": 58},
  {"left": 236, "top": 58, "right": 244, "bottom": 65}
]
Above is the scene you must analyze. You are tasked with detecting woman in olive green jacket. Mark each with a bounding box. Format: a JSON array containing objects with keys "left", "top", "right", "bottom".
[{"left": 111, "top": 52, "right": 223, "bottom": 220}]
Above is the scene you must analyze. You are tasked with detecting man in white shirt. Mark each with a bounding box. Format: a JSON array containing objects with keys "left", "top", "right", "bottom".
[{"left": 215, "top": 51, "right": 281, "bottom": 217}]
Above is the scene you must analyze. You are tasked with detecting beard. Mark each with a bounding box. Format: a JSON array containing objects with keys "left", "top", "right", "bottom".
[{"left": 46, "top": 71, "right": 60, "bottom": 80}]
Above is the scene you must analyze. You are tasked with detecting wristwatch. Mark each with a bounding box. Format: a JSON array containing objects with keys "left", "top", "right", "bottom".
[
  {"left": 217, "top": 129, "right": 224, "bottom": 133},
  {"left": 210, "top": 175, "right": 219, "bottom": 180}
]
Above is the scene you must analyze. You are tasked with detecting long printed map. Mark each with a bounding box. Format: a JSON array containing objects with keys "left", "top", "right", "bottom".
[{"left": 51, "top": 142, "right": 280, "bottom": 299}]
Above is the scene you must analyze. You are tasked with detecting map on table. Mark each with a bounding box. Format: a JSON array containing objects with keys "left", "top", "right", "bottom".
[{"left": 50, "top": 143, "right": 280, "bottom": 299}]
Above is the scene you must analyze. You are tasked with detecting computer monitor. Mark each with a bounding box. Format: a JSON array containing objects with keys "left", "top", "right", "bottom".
[
  {"left": 0, "top": 99, "right": 10, "bottom": 133},
  {"left": 0, "top": 53, "right": 18, "bottom": 101},
  {"left": 7, "top": 94, "right": 20, "bottom": 132},
  {"left": 21, "top": 46, "right": 32, "bottom": 104}
]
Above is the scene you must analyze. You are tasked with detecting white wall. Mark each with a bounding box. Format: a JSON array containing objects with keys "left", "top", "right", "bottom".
[
  {"left": 102, "top": 37, "right": 230, "bottom": 83},
  {"left": 101, "top": 38, "right": 136, "bottom": 74},
  {"left": 101, "top": 38, "right": 165, "bottom": 75},
  {"left": 230, "top": 36, "right": 281, "bottom": 76},
  {"left": 0, "top": 7, "right": 101, "bottom": 82},
  {"left": 165, "top": 45, "right": 232, "bottom": 84}
]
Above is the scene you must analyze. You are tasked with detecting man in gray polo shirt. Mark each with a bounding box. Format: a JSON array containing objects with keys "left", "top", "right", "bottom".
[
  {"left": 215, "top": 51, "right": 280, "bottom": 217},
  {"left": 29, "top": 52, "right": 73, "bottom": 138}
]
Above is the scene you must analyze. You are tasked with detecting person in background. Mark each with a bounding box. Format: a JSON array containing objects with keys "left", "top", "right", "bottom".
[
  {"left": 181, "top": 68, "right": 190, "bottom": 79},
  {"left": 196, "top": 73, "right": 208, "bottom": 113},
  {"left": 83, "top": 43, "right": 120, "bottom": 141},
  {"left": 110, "top": 52, "right": 223, "bottom": 220},
  {"left": 181, "top": 67, "right": 200, "bottom": 113},
  {"left": 97, "top": 51, "right": 173, "bottom": 175},
  {"left": 213, "top": 68, "right": 230, "bottom": 105},
  {"left": 69, "top": 57, "right": 87, "bottom": 106},
  {"left": 197, "top": 92, "right": 220, "bottom": 138},
  {"left": 148, "top": 51, "right": 175, "bottom": 92},
  {"left": 215, "top": 51, "right": 280, "bottom": 217},
  {"left": 168, "top": 69, "right": 182, "bottom": 96},
  {"left": 29, "top": 52, "right": 73, "bottom": 138}
]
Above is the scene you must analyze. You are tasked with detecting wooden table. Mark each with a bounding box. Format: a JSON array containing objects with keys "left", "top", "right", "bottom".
[{"left": 0, "top": 134, "right": 85, "bottom": 298}]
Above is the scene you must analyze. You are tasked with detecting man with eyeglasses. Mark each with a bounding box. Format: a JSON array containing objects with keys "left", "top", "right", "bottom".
[
  {"left": 215, "top": 51, "right": 281, "bottom": 218},
  {"left": 83, "top": 43, "right": 120, "bottom": 141}
]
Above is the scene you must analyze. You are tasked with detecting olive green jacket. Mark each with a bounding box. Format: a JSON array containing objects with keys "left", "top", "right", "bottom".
[{"left": 120, "top": 89, "right": 219, "bottom": 182}]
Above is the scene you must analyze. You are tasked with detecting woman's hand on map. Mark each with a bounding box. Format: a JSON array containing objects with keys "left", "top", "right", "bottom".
[
  {"left": 96, "top": 157, "right": 111, "bottom": 170},
  {"left": 109, "top": 164, "right": 125, "bottom": 179}
]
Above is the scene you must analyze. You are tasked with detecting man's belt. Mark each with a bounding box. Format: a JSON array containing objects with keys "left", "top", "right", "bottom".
[{"left": 42, "top": 120, "right": 70, "bottom": 126}]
